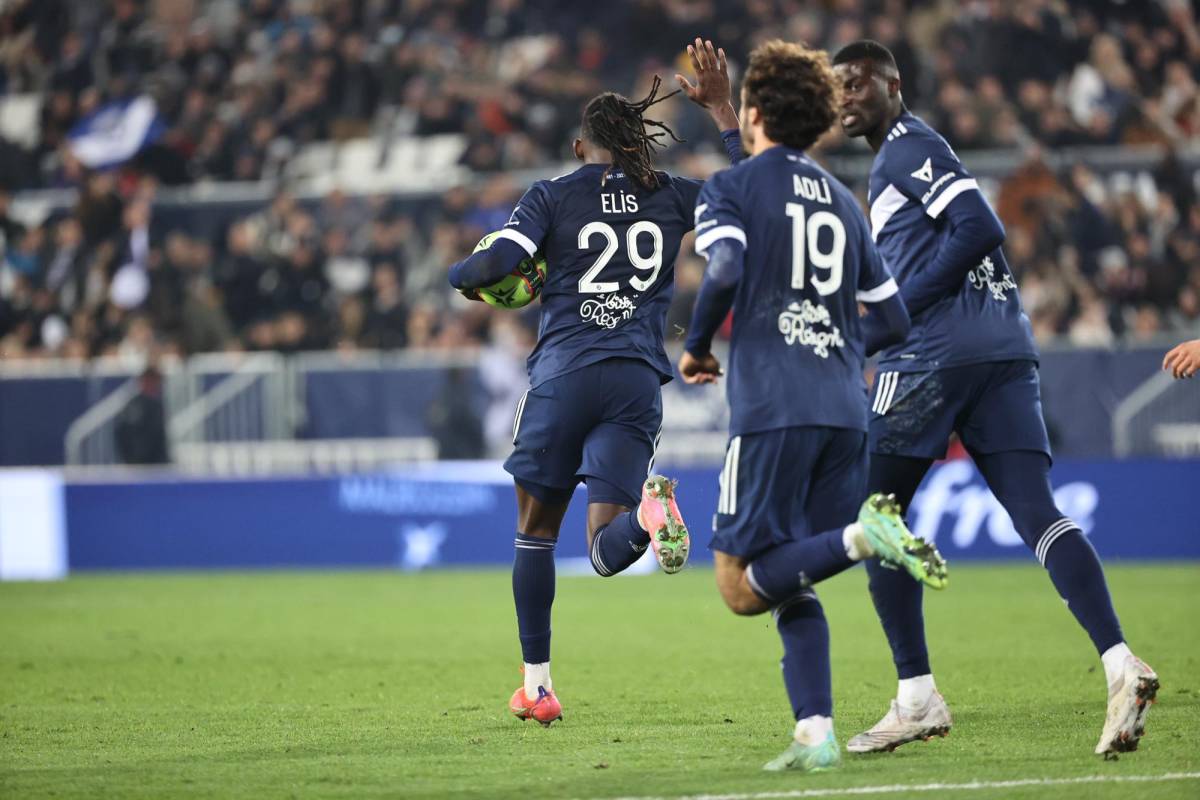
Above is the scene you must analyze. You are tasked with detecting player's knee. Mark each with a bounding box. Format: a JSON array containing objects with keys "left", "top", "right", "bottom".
[{"left": 718, "top": 577, "right": 769, "bottom": 616}]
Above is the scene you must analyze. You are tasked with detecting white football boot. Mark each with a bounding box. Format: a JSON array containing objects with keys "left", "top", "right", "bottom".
[
  {"left": 846, "top": 691, "right": 952, "bottom": 753},
  {"left": 1095, "top": 654, "right": 1158, "bottom": 757}
]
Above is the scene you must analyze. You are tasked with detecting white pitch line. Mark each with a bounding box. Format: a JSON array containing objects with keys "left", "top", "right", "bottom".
[{"left": 596, "top": 771, "right": 1200, "bottom": 800}]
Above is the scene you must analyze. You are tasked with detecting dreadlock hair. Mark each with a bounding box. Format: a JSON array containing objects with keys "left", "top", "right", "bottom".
[
  {"left": 742, "top": 40, "right": 839, "bottom": 152},
  {"left": 581, "top": 75, "right": 683, "bottom": 192}
]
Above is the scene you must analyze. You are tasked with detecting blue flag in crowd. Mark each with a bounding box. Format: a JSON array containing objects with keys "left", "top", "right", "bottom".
[{"left": 67, "top": 96, "right": 166, "bottom": 169}]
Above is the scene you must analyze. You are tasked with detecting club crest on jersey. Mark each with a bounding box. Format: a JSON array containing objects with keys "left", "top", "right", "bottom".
[
  {"left": 911, "top": 158, "right": 934, "bottom": 183},
  {"left": 581, "top": 293, "right": 636, "bottom": 329},
  {"left": 968, "top": 256, "right": 1018, "bottom": 302},
  {"left": 777, "top": 299, "right": 845, "bottom": 358}
]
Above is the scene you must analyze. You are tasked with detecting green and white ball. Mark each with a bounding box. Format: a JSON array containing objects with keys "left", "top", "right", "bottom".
[{"left": 471, "top": 231, "right": 547, "bottom": 309}]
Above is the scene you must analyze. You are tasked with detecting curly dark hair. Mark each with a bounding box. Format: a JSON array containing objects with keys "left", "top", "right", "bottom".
[
  {"left": 742, "top": 40, "right": 839, "bottom": 152},
  {"left": 581, "top": 75, "right": 682, "bottom": 192}
]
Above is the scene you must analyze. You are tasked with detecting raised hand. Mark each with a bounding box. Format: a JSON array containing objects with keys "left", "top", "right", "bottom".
[{"left": 676, "top": 38, "right": 730, "bottom": 110}]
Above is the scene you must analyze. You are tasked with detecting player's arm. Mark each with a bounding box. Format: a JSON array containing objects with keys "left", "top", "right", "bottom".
[
  {"left": 901, "top": 188, "right": 1005, "bottom": 317},
  {"left": 448, "top": 239, "right": 528, "bottom": 292},
  {"left": 861, "top": 293, "right": 910, "bottom": 355},
  {"left": 448, "top": 184, "right": 550, "bottom": 297},
  {"left": 682, "top": 238, "right": 742, "bottom": 384},
  {"left": 855, "top": 224, "right": 910, "bottom": 355},
  {"left": 676, "top": 38, "right": 745, "bottom": 164},
  {"left": 680, "top": 180, "right": 745, "bottom": 383},
  {"left": 887, "top": 141, "right": 1004, "bottom": 317}
]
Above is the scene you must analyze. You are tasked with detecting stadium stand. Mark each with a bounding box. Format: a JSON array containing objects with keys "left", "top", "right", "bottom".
[{"left": 0, "top": 0, "right": 1197, "bottom": 362}]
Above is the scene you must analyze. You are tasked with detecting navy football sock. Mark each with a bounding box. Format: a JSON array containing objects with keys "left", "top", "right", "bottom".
[
  {"left": 865, "top": 557, "right": 931, "bottom": 678},
  {"left": 1037, "top": 520, "right": 1125, "bottom": 654},
  {"left": 512, "top": 533, "right": 556, "bottom": 663},
  {"left": 590, "top": 511, "right": 650, "bottom": 577},
  {"left": 776, "top": 592, "right": 833, "bottom": 720},
  {"left": 746, "top": 529, "right": 853, "bottom": 604},
  {"left": 973, "top": 451, "right": 1125, "bottom": 657},
  {"left": 865, "top": 453, "right": 936, "bottom": 679}
]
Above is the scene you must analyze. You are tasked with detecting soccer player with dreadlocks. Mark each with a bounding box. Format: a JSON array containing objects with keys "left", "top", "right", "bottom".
[{"left": 447, "top": 39, "right": 745, "bottom": 726}]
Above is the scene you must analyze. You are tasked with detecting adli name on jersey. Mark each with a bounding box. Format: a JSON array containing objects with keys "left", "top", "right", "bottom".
[{"left": 793, "top": 174, "right": 832, "bottom": 205}]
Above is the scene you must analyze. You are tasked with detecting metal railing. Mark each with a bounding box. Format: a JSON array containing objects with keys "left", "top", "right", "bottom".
[
  {"left": 168, "top": 352, "right": 288, "bottom": 447},
  {"left": 56, "top": 350, "right": 462, "bottom": 474},
  {"left": 42, "top": 343, "right": 1200, "bottom": 473},
  {"left": 63, "top": 378, "right": 141, "bottom": 466},
  {"left": 1113, "top": 370, "right": 1200, "bottom": 458}
]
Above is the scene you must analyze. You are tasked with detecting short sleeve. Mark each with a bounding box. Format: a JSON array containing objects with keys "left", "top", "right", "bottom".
[
  {"left": 492, "top": 182, "right": 553, "bottom": 256},
  {"left": 884, "top": 133, "right": 981, "bottom": 221},
  {"left": 694, "top": 172, "right": 746, "bottom": 256},
  {"left": 673, "top": 177, "right": 704, "bottom": 228}
]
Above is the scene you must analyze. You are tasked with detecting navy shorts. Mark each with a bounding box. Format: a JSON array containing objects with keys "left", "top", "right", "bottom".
[
  {"left": 711, "top": 426, "right": 867, "bottom": 561},
  {"left": 504, "top": 358, "right": 662, "bottom": 509},
  {"left": 869, "top": 360, "right": 1051, "bottom": 460}
]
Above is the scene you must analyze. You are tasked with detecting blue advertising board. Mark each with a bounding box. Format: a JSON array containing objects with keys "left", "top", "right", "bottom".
[{"left": 62, "top": 458, "right": 1199, "bottom": 571}]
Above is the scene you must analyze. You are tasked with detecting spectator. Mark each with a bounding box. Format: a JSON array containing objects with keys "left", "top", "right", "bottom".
[
  {"left": 426, "top": 367, "right": 486, "bottom": 459},
  {"left": 0, "top": 0, "right": 1195, "bottom": 362},
  {"left": 115, "top": 366, "right": 169, "bottom": 465}
]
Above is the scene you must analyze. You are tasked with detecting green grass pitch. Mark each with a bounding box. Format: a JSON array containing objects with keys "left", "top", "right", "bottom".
[{"left": 1, "top": 564, "right": 1198, "bottom": 799}]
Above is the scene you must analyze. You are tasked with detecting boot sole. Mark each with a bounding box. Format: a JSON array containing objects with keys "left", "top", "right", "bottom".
[{"left": 645, "top": 476, "right": 690, "bottom": 574}]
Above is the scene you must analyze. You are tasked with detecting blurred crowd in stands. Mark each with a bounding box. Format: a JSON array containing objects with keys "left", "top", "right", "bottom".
[{"left": 0, "top": 0, "right": 1198, "bottom": 362}]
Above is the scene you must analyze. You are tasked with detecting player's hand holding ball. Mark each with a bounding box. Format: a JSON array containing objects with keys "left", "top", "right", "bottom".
[{"left": 679, "top": 350, "right": 723, "bottom": 384}]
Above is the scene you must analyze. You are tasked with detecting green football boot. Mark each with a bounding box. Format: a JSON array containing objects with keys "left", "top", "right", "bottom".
[
  {"left": 858, "top": 493, "right": 949, "bottom": 590},
  {"left": 762, "top": 732, "right": 842, "bottom": 773}
]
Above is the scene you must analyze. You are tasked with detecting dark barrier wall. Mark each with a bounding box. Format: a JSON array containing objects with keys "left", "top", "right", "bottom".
[
  {"left": 0, "top": 346, "right": 1184, "bottom": 465},
  {"left": 65, "top": 458, "right": 1199, "bottom": 571},
  {"left": 0, "top": 375, "right": 129, "bottom": 466}
]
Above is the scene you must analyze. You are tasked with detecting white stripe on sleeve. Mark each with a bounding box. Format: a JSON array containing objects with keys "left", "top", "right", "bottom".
[
  {"left": 492, "top": 227, "right": 539, "bottom": 256},
  {"left": 695, "top": 225, "right": 747, "bottom": 254},
  {"left": 856, "top": 277, "right": 899, "bottom": 303},
  {"left": 925, "top": 178, "right": 980, "bottom": 219}
]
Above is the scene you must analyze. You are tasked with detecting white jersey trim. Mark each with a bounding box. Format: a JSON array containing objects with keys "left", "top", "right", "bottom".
[
  {"left": 695, "top": 225, "right": 747, "bottom": 254},
  {"left": 857, "top": 277, "right": 899, "bottom": 303},
  {"left": 870, "top": 183, "right": 908, "bottom": 241},
  {"left": 493, "top": 227, "right": 538, "bottom": 256},
  {"left": 925, "top": 178, "right": 979, "bottom": 219}
]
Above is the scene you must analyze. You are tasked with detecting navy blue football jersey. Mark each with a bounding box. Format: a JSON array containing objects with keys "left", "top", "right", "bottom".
[
  {"left": 494, "top": 164, "right": 702, "bottom": 388},
  {"left": 695, "top": 146, "right": 897, "bottom": 436},
  {"left": 868, "top": 112, "right": 1037, "bottom": 372}
]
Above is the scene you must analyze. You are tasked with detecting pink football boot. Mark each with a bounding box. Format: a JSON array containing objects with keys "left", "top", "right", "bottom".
[{"left": 638, "top": 475, "right": 690, "bottom": 574}]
